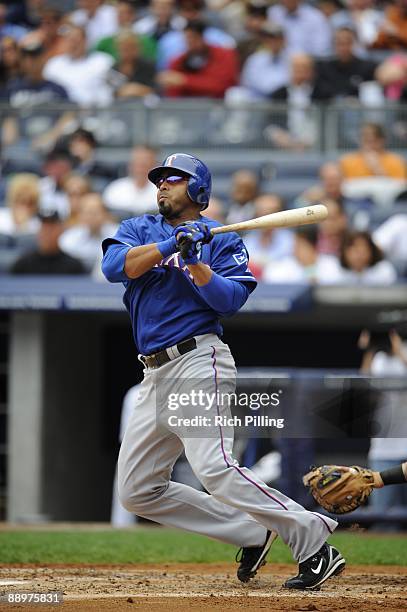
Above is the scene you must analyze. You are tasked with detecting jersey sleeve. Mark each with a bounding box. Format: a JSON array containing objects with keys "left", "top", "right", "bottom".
[
  {"left": 101, "top": 219, "right": 142, "bottom": 283},
  {"left": 102, "top": 219, "right": 142, "bottom": 253},
  {"left": 210, "top": 232, "right": 257, "bottom": 292}
]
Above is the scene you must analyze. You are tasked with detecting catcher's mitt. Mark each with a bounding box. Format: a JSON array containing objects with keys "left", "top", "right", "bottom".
[{"left": 303, "top": 465, "right": 376, "bottom": 514}]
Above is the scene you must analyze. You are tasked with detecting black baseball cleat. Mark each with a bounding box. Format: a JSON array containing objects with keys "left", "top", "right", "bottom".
[
  {"left": 236, "top": 530, "right": 277, "bottom": 583},
  {"left": 284, "top": 543, "right": 345, "bottom": 590}
]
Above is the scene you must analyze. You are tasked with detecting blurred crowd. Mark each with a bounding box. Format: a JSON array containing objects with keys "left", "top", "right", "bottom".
[
  {"left": 0, "top": 0, "right": 407, "bottom": 107},
  {"left": 0, "top": 0, "right": 406, "bottom": 282},
  {"left": 221, "top": 122, "right": 407, "bottom": 284},
  {"left": 0, "top": 126, "right": 406, "bottom": 282}
]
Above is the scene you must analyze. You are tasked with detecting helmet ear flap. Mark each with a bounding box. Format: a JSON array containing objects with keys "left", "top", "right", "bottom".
[
  {"left": 187, "top": 175, "right": 209, "bottom": 208},
  {"left": 186, "top": 174, "right": 198, "bottom": 203},
  {"left": 196, "top": 186, "right": 208, "bottom": 208},
  {"left": 186, "top": 175, "right": 204, "bottom": 204}
]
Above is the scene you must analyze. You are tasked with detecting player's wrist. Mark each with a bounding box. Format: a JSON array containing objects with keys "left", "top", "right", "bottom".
[
  {"left": 372, "top": 471, "right": 384, "bottom": 488},
  {"left": 157, "top": 236, "right": 177, "bottom": 258}
]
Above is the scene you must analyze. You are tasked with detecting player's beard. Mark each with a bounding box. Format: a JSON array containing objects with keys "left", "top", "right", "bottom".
[{"left": 158, "top": 200, "right": 182, "bottom": 221}]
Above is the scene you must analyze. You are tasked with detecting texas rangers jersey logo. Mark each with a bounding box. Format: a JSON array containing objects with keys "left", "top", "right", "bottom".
[{"left": 157, "top": 252, "right": 194, "bottom": 280}]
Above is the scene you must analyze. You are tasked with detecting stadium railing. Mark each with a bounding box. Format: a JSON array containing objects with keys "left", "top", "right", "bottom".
[{"left": 1, "top": 101, "right": 406, "bottom": 154}]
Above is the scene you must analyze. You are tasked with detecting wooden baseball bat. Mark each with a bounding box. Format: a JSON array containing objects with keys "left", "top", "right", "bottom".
[{"left": 210, "top": 204, "right": 328, "bottom": 235}]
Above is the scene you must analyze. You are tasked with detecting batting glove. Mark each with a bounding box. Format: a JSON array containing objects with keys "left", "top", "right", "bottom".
[{"left": 173, "top": 221, "right": 212, "bottom": 265}]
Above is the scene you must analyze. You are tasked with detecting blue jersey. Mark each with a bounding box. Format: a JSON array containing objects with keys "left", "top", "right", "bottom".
[{"left": 102, "top": 214, "right": 257, "bottom": 355}]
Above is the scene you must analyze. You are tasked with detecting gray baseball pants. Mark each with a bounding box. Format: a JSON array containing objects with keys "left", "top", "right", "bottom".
[{"left": 118, "top": 334, "right": 337, "bottom": 562}]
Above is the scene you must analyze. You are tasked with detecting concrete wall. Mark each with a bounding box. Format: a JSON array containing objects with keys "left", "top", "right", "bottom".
[
  {"left": 8, "top": 312, "right": 120, "bottom": 522},
  {"left": 8, "top": 313, "right": 44, "bottom": 522}
]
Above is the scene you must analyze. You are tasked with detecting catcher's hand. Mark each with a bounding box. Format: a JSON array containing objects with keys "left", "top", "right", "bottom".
[
  {"left": 303, "top": 465, "right": 378, "bottom": 514},
  {"left": 173, "top": 221, "right": 212, "bottom": 265}
]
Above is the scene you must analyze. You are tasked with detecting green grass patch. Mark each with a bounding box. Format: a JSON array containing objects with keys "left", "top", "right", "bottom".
[{"left": 0, "top": 529, "right": 406, "bottom": 565}]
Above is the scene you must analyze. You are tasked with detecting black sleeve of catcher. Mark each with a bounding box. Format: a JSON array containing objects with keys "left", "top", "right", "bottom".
[{"left": 380, "top": 465, "right": 407, "bottom": 486}]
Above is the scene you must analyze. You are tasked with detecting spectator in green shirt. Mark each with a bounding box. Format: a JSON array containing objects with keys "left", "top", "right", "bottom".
[{"left": 94, "top": 0, "right": 157, "bottom": 61}]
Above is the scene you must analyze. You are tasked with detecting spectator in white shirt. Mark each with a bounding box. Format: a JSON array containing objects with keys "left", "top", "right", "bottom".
[
  {"left": 268, "top": 0, "right": 332, "bottom": 57},
  {"left": 238, "top": 23, "right": 290, "bottom": 100},
  {"left": 263, "top": 224, "right": 341, "bottom": 283},
  {"left": 43, "top": 24, "right": 114, "bottom": 107},
  {"left": 103, "top": 145, "right": 158, "bottom": 217},
  {"left": 244, "top": 193, "right": 294, "bottom": 279},
  {"left": 59, "top": 192, "right": 118, "bottom": 271},
  {"left": 373, "top": 214, "right": 407, "bottom": 276},
  {"left": 225, "top": 169, "right": 259, "bottom": 224},
  {"left": 70, "top": 0, "right": 119, "bottom": 48},
  {"left": 337, "top": 230, "right": 397, "bottom": 284}
]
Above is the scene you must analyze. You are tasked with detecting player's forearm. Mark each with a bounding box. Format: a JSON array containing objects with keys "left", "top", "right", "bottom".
[
  {"left": 124, "top": 244, "right": 168, "bottom": 279},
  {"left": 187, "top": 262, "right": 213, "bottom": 286},
  {"left": 102, "top": 237, "right": 177, "bottom": 282},
  {"left": 189, "top": 266, "right": 249, "bottom": 316},
  {"left": 374, "top": 462, "right": 407, "bottom": 488},
  {"left": 124, "top": 235, "right": 178, "bottom": 279}
]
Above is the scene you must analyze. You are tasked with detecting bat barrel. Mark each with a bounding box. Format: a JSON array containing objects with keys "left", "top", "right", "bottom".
[{"left": 211, "top": 204, "right": 328, "bottom": 235}]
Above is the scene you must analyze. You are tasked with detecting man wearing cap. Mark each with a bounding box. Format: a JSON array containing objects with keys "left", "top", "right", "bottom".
[
  {"left": 2, "top": 41, "right": 72, "bottom": 151},
  {"left": 6, "top": 41, "right": 69, "bottom": 107},
  {"left": 0, "top": 2, "right": 28, "bottom": 42},
  {"left": 10, "top": 210, "right": 86, "bottom": 275},
  {"left": 19, "top": 5, "right": 66, "bottom": 62}
]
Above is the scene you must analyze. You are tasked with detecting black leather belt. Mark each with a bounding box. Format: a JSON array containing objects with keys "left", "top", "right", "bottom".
[{"left": 140, "top": 337, "right": 197, "bottom": 369}]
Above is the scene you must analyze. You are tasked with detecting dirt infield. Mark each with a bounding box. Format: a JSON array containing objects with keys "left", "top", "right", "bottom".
[{"left": 1, "top": 563, "right": 406, "bottom": 611}]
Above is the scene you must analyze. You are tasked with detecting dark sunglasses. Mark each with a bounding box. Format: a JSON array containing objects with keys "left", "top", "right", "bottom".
[{"left": 156, "top": 175, "right": 187, "bottom": 187}]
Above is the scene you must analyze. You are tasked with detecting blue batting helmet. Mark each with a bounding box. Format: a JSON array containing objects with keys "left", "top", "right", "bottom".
[{"left": 148, "top": 153, "right": 212, "bottom": 209}]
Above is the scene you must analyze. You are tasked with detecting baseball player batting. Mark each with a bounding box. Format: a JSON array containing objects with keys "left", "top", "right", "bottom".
[{"left": 102, "top": 153, "right": 345, "bottom": 590}]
